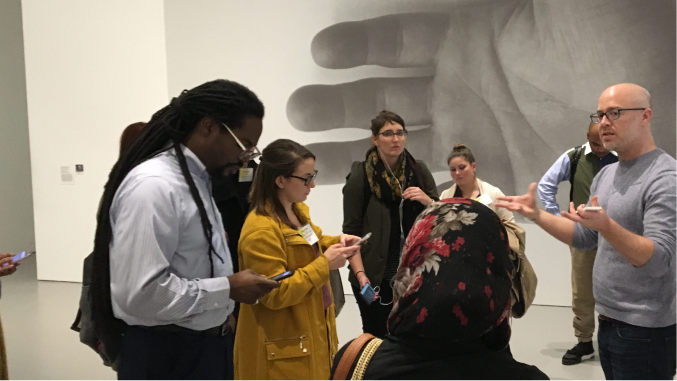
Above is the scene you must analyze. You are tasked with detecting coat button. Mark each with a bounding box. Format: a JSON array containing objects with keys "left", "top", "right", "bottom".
[{"left": 303, "top": 348, "right": 308, "bottom": 353}]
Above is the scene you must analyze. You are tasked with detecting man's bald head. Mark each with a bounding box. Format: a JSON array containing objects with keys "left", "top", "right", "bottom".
[
  {"left": 597, "top": 83, "right": 654, "bottom": 159},
  {"left": 588, "top": 121, "right": 599, "bottom": 134},
  {"left": 600, "top": 83, "right": 652, "bottom": 109}
]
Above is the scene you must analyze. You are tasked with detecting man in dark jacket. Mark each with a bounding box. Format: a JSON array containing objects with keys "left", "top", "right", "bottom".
[{"left": 212, "top": 161, "right": 257, "bottom": 380}]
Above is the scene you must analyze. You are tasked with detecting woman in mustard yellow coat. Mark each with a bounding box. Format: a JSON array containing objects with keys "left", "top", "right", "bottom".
[{"left": 234, "top": 139, "right": 361, "bottom": 380}]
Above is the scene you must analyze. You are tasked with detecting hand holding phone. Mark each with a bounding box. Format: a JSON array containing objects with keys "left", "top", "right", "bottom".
[
  {"left": 353, "top": 233, "right": 372, "bottom": 247},
  {"left": 584, "top": 206, "right": 603, "bottom": 211},
  {"left": 360, "top": 283, "right": 376, "bottom": 305},
  {"left": 1, "top": 251, "right": 32, "bottom": 267},
  {"left": 345, "top": 233, "right": 371, "bottom": 260},
  {"left": 269, "top": 270, "right": 295, "bottom": 282},
  {"left": 12, "top": 251, "right": 31, "bottom": 263}
]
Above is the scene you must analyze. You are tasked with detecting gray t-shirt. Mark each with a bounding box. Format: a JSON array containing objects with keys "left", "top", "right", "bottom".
[{"left": 573, "top": 148, "right": 676, "bottom": 328}]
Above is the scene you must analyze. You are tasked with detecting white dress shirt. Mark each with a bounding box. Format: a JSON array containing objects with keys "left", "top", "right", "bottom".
[
  {"left": 109, "top": 145, "right": 234, "bottom": 330},
  {"left": 439, "top": 178, "right": 516, "bottom": 223}
]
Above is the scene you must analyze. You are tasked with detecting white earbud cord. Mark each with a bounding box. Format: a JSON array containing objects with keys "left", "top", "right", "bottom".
[{"left": 376, "top": 148, "right": 407, "bottom": 306}]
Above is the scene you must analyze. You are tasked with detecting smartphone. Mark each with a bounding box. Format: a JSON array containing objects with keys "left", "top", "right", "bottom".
[
  {"left": 584, "top": 206, "right": 603, "bottom": 211},
  {"left": 2, "top": 251, "right": 32, "bottom": 267},
  {"left": 360, "top": 283, "right": 376, "bottom": 305},
  {"left": 269, "top": 270, "right": 295, "bottom": 282},
  {"left": 353, "top": 232, "right": 372, "bottom": 247}
]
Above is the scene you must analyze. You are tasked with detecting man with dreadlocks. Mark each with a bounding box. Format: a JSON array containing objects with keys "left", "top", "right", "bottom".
[{"left": 91, "top": 79, "right": 279, "bottom": 379}]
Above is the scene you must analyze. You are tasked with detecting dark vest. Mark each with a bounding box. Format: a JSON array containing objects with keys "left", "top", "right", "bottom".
[{"left": 568, "top": 148, "right": 618, "bottom": 207}]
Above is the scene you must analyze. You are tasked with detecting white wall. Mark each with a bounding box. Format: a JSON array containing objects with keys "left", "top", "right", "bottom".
[
  {"left": 163, "top": 0, "right": 579, "bottom": 305},
  {"left": 523, "top": 224, "right": 572, "bottom": 307},
  {"left": 0, "top": 0, "right": 35, "bottom": 254},
  {"left": 21, "top": 0, "right": 170, "bottom": 282}
]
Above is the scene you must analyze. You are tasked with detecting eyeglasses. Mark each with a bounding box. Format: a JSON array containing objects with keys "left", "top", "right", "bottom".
[
  {"left": 222, "top": 123, "right": 261, "bottom": 162},
  {"left": 590, "top": 108, "right": 646, "bottom": 124},
  {"left": 289, "top": 170, "right": 318, "bottom": 186},
  {"left": 377, "top": 130, "right": 408, "bottom": 138}
]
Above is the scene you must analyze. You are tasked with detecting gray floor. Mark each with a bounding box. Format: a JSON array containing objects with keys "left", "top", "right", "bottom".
[{"left": 0, "top": 255, "right": 604, "bottom": 379}]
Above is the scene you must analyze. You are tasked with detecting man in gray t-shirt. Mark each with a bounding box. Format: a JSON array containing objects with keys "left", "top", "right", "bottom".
[{"left": 497, "top": 83, "right": 676, "bottom": 380}]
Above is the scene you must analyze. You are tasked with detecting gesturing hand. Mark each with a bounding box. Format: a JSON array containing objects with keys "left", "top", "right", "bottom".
[
  {"left": 228, "top": 269, "right": 280, "bottom": 305},
  {"left": 561, "top": 196, "right": 611, "bottom": 233},
  {"left": 495, "top": 183, "right": 540, "bottom": 222}
]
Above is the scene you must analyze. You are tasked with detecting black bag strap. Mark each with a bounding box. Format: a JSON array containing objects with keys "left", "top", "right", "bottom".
[
  {"left": 344, "top": 161, "right": 371, "bottom": 221},
  {"left": 70, "top": 309, "right": 82, "bottom": 332},
  {"left": 569, "top": 145, "right": 584, "bottom": 202},
  {"left": 362, "top": 161, "right": 370, "bottom": 218}
]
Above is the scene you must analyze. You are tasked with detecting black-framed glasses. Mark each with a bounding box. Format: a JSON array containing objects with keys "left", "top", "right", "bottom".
[
  {"left": 222, "top": 123, "right": 261, "bottom": 162},
  {"left": 377, "top": 130, "right": 408, "bottom": 138},
  {"left": 590, "top": 108, "right": 646, "bottom": 124},
  {"left": 289, "top": 170, "right": 318, "bottom": 186}
]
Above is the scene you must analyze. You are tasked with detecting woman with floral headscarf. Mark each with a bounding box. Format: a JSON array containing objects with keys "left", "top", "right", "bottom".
[{"left": 331, "top": 199, "right": 548, "bottom": 380}]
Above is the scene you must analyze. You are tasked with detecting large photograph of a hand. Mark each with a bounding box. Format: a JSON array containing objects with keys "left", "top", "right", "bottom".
[{"left": 286, "top": 0, "right": 675, "bottom": 195}]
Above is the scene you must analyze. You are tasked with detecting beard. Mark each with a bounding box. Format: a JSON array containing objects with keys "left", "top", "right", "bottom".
[{"left": 603, "top": 139, "right": 622, "bottom": 153}]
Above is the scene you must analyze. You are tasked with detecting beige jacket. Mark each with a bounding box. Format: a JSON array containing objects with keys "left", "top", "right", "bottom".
[
  {"left": 440, "top": 179, "right": 536, "bottom": 318},
  {"left": 503, "top": 220, "right": 538, "bottom": 318},
  {"left": 440, "top": 179, "right": 515, "bottom": 224}
]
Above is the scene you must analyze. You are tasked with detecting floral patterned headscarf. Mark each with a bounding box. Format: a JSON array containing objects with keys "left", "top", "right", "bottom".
[{"left": 388, "top": 198, "right": 513, "bottom": 344}]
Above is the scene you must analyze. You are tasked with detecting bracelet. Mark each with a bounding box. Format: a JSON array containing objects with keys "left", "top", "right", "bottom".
[{"left": 355, "top": 270, "right": 365, "bottom": 276}]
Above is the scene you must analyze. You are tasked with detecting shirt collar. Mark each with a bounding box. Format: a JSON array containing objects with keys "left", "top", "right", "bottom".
[
  {"left": 583, "top": 142, "right": 618, "bottom": 157},
  {"left": 166, "top": 144, "right": 210, "bottom": 183},
  {"left": 583, "top": 142, "right": 592, "bottom": 155}
]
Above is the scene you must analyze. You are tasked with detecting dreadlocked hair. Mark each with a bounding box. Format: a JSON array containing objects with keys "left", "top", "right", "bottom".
[{"left": 90, "top": 79, "right": 264, "bottom": 355}]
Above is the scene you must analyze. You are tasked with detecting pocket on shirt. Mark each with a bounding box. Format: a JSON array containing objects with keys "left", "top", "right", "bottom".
[{"left": 265, "top": 336, "right": 311, "bottom": 379}]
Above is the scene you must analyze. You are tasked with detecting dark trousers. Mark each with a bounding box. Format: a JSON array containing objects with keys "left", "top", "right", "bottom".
[
  {"left": 352, "top": 279, "right": 394, "bottom": 339},
  {"left": 225, "top": 326, "right": 234, "bottom": 380},
  {"left": 117, "top": 326, "right": 233, "bottom": 380},
  {"left": 598, "top": 318, "right": 676, "bottom": 380}
]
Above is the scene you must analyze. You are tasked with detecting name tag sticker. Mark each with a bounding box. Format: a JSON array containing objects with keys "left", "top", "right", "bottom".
[
  {"left": 298, "top": 224, "right": 319, "bottom": 246},
  {"left": 238, "top": 168, "right": 254, "bottom": 182},
  {"left": 475, "top": 193, "right": 493, "bottom": 206}
]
